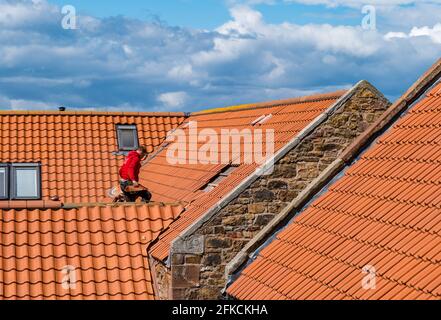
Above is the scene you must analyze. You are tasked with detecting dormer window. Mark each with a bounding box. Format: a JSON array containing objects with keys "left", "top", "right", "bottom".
[
  {"left": 116, "top": 125, "right": 139, "bottom": 151},
  {"left": 0, "top": 163, "right": 41, "bottom": 200}
]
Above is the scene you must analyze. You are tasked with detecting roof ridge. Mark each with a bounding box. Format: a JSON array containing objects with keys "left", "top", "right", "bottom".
[
  {"left": 191, "top": 89, "right": 348, "bottom": 115},
  {"left": 0, "top": 110, "right": 186, "bottom": 117},
  {"left": 427, "top": 79, "right": 441, "bottom": 96},
  {"left": 340, "top": 58, "right": 441, "bottom": 163}
]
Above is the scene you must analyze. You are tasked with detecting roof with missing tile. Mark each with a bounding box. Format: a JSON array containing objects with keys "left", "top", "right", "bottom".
[
  {"left": 0, "top": 202, "right": 184, "bottom": 300},
  {"left": 227, "top": 80, "right": 441, "bottom": 300},
  {"left": 140, "top": 91, "right": 347, "bottom": 261},
  {"left": 0, "top": 111, "right": 186, "bottom": 203}
]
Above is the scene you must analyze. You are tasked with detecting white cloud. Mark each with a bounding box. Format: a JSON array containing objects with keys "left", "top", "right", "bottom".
[
  {"left": 0, "top": 0, "right": 439, "bottom": 112},
  {"left": 385, "top": 23, "right": 441, "bottom": 43},
  {"left": 410, "top": 24, "right": 441, "bottom": 43},
  {"left": 217, "top": 5, "right": 263, "bottom": 35},
  {"left": 10, "top": 99, "right": 53, "bottom": 110},
  {"left": 157, "top": 91, "right": 189, "bottom": 109},
  {"left": 284, "top": 0, "right": 441, "bottom": 8},
  {"left": 384, "top": 31, "right": 408, "bottom": 40}
]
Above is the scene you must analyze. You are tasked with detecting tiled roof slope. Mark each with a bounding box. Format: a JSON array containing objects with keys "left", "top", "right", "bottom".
[
  {"left": 0, "top": 111, "right": 186, "bottom": 203},
  {"left": 0, "top": 203, "right": 184, "bottom": 300},
  {"left": 142, "top": 91, "right": 347, "bottom": 260},
  {"left": 227, "top": 81, "right": 441, "bottom": 300}
]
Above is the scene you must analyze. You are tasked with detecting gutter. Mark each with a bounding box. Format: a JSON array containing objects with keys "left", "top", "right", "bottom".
[
  {"left": 167, "top": 80, "right": 377, "bottom": 266},
  {"left": 223, "top": 58, "right": 441, "bottom": 291}
]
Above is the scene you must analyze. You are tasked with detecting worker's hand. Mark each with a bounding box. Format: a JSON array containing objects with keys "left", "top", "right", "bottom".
[{"left": 132, "top": 181, "right": 139, "bottom": 187}]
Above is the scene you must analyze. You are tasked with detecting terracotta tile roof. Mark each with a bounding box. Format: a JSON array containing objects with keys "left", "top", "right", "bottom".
[
  {"left": 0, "top": 111, "right": 186, "bottom": 203},
  {"left": 0, "top": 200, "right": 62, "bottom": 210},
  {"left": 142, "top": 91, "right": 347, "bottom": 261},
  {"left": 227, "top": 80, "right": 441, "bottom": 300},
  {"left": 0, "top": 202, "right": 184, "bottom": 300}
]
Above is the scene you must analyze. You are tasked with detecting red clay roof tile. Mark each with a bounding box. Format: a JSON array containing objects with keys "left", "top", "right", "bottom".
[
  {"left": 227, "top": 80, "right": 441, "bottom": 300},
  {"left": 0, "top": 202, "right": 184, "bottom": 300},
  {"left": 145, "top": 91, "right": 346, "bottom": 261},
  {"left": 0, "top": 112, "right": 186, "bottom": 203}
]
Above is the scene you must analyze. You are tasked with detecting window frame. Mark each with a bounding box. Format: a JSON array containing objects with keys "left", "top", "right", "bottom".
[
  {"left": 0, "top": 163, "right": 9, "bottom": 200},
  {"left": 116, "top": 124, "right": 139, "bottom": 151},
  {"left": 8, "top": 163, "right": 42, "bottom": 200}
]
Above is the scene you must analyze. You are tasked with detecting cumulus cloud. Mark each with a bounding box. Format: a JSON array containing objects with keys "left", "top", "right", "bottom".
[
  {"left": 157, "top": 91, "right": 189, "bottom": 109},
  {"left": 0, "top": 0, "right": 440, "bottom": 112},
  {"left": 284, "top": 0, "right": 441, "bottom": 8},
  {"left": 385, "top": 24, "right": 441, "bottom": 43},
  {"left": 410, "top": 24, "right": 441, "bottom": 43}
]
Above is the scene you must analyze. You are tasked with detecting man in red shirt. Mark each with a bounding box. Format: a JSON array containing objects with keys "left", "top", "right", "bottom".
[{"left": 119, "top": 146, "right": 151, "bottom": 202}]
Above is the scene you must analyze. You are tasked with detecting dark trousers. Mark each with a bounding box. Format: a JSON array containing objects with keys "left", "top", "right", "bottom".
[{"left": 120, "top": 181, "right": 152, "bottom": 203}]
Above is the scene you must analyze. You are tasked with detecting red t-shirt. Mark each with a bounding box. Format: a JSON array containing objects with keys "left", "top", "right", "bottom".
[{"left": 119, "top": 151, "right": 141, "bottom": 182}]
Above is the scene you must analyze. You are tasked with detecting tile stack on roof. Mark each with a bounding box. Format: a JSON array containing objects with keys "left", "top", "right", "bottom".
[
  {"left": 0, "top": 111, "right": 186, "bottom": 204},
  {"left": 227, "top": 80, "right": 441, "bottom": 300},
  {"left": 0, "top": 202, "right": 184, "bottom": 300},
  {"left": 140, "top": 91, "right": 347, "bottom": 261}
]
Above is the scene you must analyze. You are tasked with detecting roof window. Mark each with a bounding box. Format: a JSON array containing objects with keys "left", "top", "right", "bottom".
[
  {"left": 116, "top": 124, "right": 139, "bottom": 151},
  {"left": 0, "top": 163, "right": 41, "bottom": 200}
]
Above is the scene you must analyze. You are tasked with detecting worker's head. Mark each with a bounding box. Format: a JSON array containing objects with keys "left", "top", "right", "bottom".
[{"left": 137, "top": 146, "right": 147, "bottom": 157}]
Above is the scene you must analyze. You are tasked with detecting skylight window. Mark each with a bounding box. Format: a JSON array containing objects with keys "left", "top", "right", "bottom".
[
  {"left": 116, "top": 125, "right": 139, "bottom": 151},
  {"left": 0, "top": 166, "right": 7, "bottom": 200},
  {"left": 201, "top": 165, "right": 238, "bottom": 192},
  {"left": 0, "top": 163, "right": 41, "bottom": 200}
]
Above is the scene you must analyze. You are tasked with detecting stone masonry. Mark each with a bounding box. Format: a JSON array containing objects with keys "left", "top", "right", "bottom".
[{"left": 151, "top": 82, "right": 391, "bottom": 300}]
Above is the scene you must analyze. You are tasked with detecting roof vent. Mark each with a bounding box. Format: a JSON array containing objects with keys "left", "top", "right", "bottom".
[
  {"left": 59, "top": 107, "right": 66, "bottom": 112},
  {"left": 251, "top": 114, "right": 273, "bottom": 126}
]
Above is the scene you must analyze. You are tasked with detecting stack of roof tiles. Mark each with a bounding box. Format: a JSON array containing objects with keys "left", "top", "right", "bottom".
[
  {"left": 0, "top": 111, "right": 186, "bottom": 204},
  {"left": 139, "top": 91, "right": 347, "bottom": 261},
  {"left": 0, "top": 203, "right": 184, "bottom": 299},
  {"left": 227, "top": 81, "right": 441, "bottom": 300}
]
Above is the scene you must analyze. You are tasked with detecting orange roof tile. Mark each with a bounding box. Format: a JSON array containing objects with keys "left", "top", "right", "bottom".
[
  {"left": 227, "top": 80, "right": 441, "bottom": 300},
  {"left": 0, "top": 200, "right": 62, "bottom": 210},
  {"left": 0, "top": 202, "right": 184, "bottom": 300},
  {"left": 0, "top": 111, "right": 186, "bottom": 203},
  {"left": 142, "top": 91, "right": 346, "bottom": 261}
]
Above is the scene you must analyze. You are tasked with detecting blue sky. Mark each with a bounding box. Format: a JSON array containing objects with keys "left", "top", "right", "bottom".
[
  {"left": 49, "top": 0, "right": 232, "bottom": 29},
  {"left": 47, "top": 0, "right": 360, "bottom": 29},
  {"left": 0, "top": 0, "right": 440, "bottom": 111}
]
